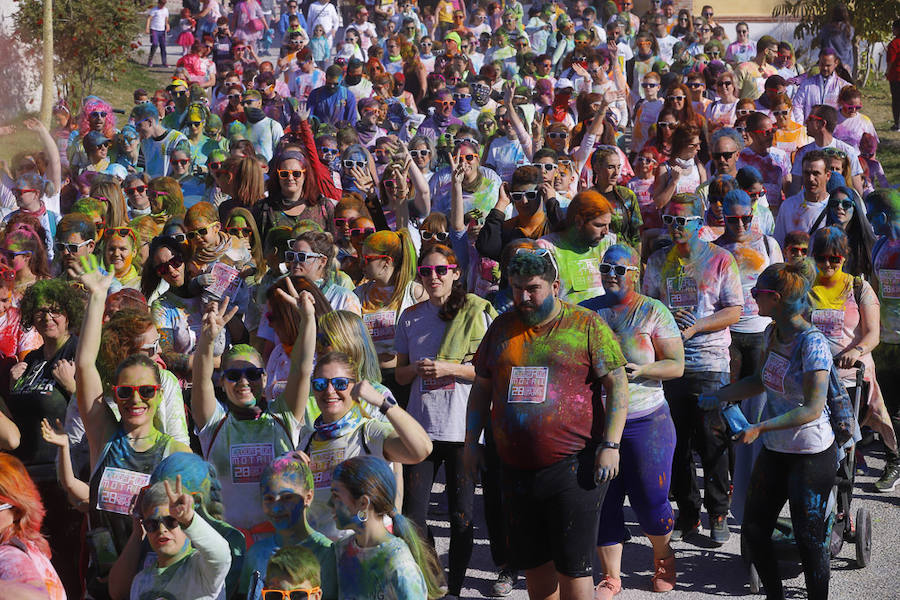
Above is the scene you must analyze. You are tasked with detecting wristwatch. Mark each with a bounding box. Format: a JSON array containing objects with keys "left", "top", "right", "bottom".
[
  {"left": 599, "top": 441, "right": 620, "bottom": 450},
  {"left": 854, "top": 345, "right": 865, "bottom": 355},
  {"left": 379, "top": 394, "right": 398, "bottom": 415}
]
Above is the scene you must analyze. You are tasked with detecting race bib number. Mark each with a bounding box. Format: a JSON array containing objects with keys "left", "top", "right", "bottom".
[
  {"left": 310, "top": 446, "right": 346, "bottom": 489},
  {"left": 363, "top": 310, "right": 397, "bottom": 342},
  {"left": 230, "top": 443, "right": 275, "bottom": 484},
  {"left": 96, "top": 468, "right": 151, "bottom": 515},
  {"left": 811, "top": 309, "right": 845, "bottom": 338},
  {"left": 571, "top": 258, "right": 603, "bottom": 292},
  {"left": 880, "top": 269, "right": 900, "bottom": 299},
  {"left": 666, "top": 276, "right": 699, "bottom": 309},
  {"left": 421, "top": 375, "right": 455, "bottom": 393},
  {"left": 508, "top": 367, "right": 549, "bottom": 404},
  {"left": 762, "top": 352, "right": 790, "bottom": 395},
  {"left": 207, "top": 262, "right": 242, "bottom": 300}
]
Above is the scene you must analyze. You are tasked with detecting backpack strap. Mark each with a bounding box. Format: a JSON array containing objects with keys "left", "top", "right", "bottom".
[{"left": 203, "top": 415, "right": 229, "bottom": 461}]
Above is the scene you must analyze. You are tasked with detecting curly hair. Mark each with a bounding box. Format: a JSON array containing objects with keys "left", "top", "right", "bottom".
[
  {"left": 98, "top": 310, "right": 157, "bottom": 385},
  {"left": 20, "top": 278, "right": 85, "bottom": 330}
]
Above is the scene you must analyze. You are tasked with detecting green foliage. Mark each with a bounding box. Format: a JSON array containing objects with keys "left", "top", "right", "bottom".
[
  {"left": 773, "top": 0, "right": 895, "bottom": 45},
  {"left": 15, "top": 0, "right": 143, "bottom": 103}
]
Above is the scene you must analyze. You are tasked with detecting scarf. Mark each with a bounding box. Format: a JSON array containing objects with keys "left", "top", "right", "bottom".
[
  {"left": 313, "top": 403, "right": 367, "bottom": 440},
  {"left": 193, "top": 231, "right": 232, "bottom": 264},
  {"left": 230, "top": 399, "right": 264, "bottom": 420},
  {"left": 20, "top": 203, "right": 47, "bottom": 218},
  {"left": 436, "top": 295, "right": 498, "bottom": 363},
  {"left": 811, "top": 270, "right": 853, "bottom": 310}
]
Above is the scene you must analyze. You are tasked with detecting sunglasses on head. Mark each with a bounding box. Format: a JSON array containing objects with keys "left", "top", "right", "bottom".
[
  {"left": 277, "top": 169, "right": 305, "bottom": 179},
  {"left": 227, "top": 226, "right": 252, "bottom": 237},
  {"left": 418, "top": 263, "right": 457, "bottom": 277},
  {"left": 725, "top": 214, "right": 753, "bottom": 226},
  {"left": 262, "top": 588, "right": 322, "bottom": 600},
  {"left": 187, "top": 223, "right": 218, "bottom": 239},
  {"left": 814, "top": 254, "right": 844, "bottom": 265},
  {"left": 343, "top": 159, "right": 367, "bottom": 170},
  {"left": 113, "top": 384, "right": 160, "bottom": 401},
  {"left": 285, "top": 250, "right": 324, "bottom": 263},
  {"left": 421, "top": 230, "right": 449, "bottom": 242},
  {"left": 142, "top": 515, "right": 180, "bottom": 534},
  {"left": 223, "top": 367, "right": 265, "bottom": 382},
  {"left": 598, "top": 263, "right": 638, "bottom": 276},
  {"left": 350, "top": 227, "right": 376, "bottom": 237},
  {"left": 662, "top": 215, "right": 702, "bottom": 227},
  {"left": 310, "top": 376, "right": 354, "bottom": 392},
  {"left": 155, "top": 255, "right": 184, "bottom": 276}
]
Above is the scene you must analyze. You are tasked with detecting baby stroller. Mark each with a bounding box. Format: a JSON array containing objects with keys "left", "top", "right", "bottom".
[{"left": 743, "top": 362, "right": 873, "bottom": 593}]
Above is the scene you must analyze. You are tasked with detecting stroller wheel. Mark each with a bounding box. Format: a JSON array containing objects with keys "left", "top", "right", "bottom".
[
  {"left": 855, "top": 507, "right": 872, "bottom": 568},
  {"left": 829, "top": 516, "right": 845, "bottom": 557}
]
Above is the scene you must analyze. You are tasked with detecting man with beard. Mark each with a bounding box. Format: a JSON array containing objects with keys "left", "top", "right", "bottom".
[
  {"left": 308, "top": 65, "right": 358, "bottom": 127},
  {"left": 131, "top": 103, "right": 189, "bottom": 178},
  {"left": 465, "top": 248, "right": 629, "bottom": 600},
  {"left": 537, "top": 190, "right": 616, "bottom": 304},
  {"left": 240, "top": 89, "right": 284, "bottom": 161}
]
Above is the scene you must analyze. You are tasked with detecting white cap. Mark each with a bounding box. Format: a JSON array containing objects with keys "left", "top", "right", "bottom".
[{"left": 554, "top": 77, "right": 575, "bottom": 90}]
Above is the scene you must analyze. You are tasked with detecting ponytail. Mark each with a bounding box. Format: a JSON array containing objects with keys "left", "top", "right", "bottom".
[{"left": 390, "top": 512, "right": 446, "bottom": 599}]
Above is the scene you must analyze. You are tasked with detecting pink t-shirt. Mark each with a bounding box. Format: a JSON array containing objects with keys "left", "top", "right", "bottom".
[{"left": 0, "top": 541, "right": 65, "bottom": 600}]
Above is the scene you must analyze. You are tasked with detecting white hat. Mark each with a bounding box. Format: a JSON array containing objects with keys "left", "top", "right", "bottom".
[{"left": 554, "top": 78, "right": 575, "bottom": 90}]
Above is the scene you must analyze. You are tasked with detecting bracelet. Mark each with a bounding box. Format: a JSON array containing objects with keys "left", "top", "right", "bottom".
[{"left": 598, "top": 441, "right": 620, "bottom": 450}]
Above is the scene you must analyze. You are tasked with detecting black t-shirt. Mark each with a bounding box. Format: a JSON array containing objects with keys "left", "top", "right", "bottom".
[{"left": 7, "top": 336, "right": 78, "bottom": 474}]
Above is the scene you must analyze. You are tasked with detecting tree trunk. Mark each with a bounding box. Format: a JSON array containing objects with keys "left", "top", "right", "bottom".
[{"left": 39, "top": 0, "right": 54, "bottom": 126}]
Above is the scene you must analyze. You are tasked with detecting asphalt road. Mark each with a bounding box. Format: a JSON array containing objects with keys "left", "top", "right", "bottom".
[{"left": 430, "top": 448, "right": 900, "bottom": 599}]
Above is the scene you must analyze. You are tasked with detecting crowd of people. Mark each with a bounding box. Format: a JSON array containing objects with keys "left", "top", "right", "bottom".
[{"left": 1, "top": 0, "right": 900, "bottom": 599}]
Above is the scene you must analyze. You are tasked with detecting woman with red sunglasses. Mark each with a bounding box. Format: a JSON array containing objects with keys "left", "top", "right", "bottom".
[{"left": 71, "top": 257, "right": 192, "bottom": 595}]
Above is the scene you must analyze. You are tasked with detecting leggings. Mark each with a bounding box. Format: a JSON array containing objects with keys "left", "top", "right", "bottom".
[
  {"left": 597, "top": 403, "right": 676, "bottom": 545},
  {"left": 743, "top": 443, "right": 837, "bottom": 600},
  {"left": 148, "top": 29, "right": 168, "bottom": 66},
  {"left": 403, "top": 441, "right": 474, "bottom": 595},
  {"left": 890, "top": 81, "right": 900, "bottom": 126}
]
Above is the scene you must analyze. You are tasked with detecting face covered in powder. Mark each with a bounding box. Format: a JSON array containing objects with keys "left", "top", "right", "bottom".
[
  {"left": 510, "top": 270, "right": 559, "bottom": 326},
  {"left": 599, "top": 245, "right": 639, "bottom": 303},
  {"left": 328, "top": 480, "right": 367, "bottom": 531},
  {"left": 261, "top": 470, "right": 314, "bottom": 531}
]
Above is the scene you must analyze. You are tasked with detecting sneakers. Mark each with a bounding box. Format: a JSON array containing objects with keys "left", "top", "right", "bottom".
[
  {"left": 670, "top": 516, "right": 700, "bottom": 541},
  {"left": 593, "top": 575, "right": 622, "bottom": 600},
  {"left": 875, "top": 459, "right": 900, "bottom": 492},
  {"left": 489, "top": 568, "right": 517, "bottom": 597},
  {"left": 651, "top": 555, "right": 677, "bottom": 593},
  {"left": 710, "top": 514, "right": 731, "bottom": 545}
]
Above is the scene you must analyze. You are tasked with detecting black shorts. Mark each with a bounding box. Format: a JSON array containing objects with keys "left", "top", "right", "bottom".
[{"left": 501, "top": 448, "right": 608, "bottom": 577}]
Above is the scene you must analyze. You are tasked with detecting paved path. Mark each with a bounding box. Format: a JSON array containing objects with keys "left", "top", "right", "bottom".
[{"left": 431, "top": 449, "right": 900, "bottom": 599}]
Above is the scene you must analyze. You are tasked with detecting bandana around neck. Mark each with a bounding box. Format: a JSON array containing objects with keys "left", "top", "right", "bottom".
[{"left": 313, "top": 403, "right": 367, "bottom": 440}]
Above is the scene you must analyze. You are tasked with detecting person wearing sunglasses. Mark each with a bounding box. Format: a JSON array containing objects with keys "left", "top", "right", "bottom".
[
  {"left": 733, "top": 36, "right": 779, "bottom": 100},
  {"left": 288, "top": 231, "right": 360, "bottom": 315},
  {"left": 394, "top": 244, "right": 495, "bottom": 598},
  {"left": 249, "top": 506, "right": 333, "bottom": 600},
  {"left": 629, "top": 73, "right": 664, "bottom": 156},
  {"left": 180, "top": 102, "right": 213, "bottom": 167},
  {"left": 418, "top": 89, "right": 464, "bottom": 144},
  {"left": 224, "top": 208, "right": 264, "bottom": 279},
  {"left": 127, "top": 477, "right": 231, "bottom": 600},
  {"left": 5, "top": 172, "right": 59, "bottom": 259},
  {"left": 123, "top": 173, "right": 152, "bottom": 220},
  {"left": 808, "top": 178, "right": 876, "bottom": 281},
  {"left": 705, "top": 74, "right": 738, "bottom": 131},
  {"left": 54, "top": 213, "right": 99, "bottom": 277},
  {"left": 775, "top": 150, "right": 833, "bottom": 245},
  {"left": 183, "top": 202, "right": 237, "bottom": 273},
  {"left": 130, "top": 102, "right": 191, "bottom": 179},
  {"left": 579, "top": 243, "right": 682, "bottom": 596},
  {"left": 68, "top": 96, "right": 115, "bottom": 174},
  {"left": 429, "top": 138, "right": 501, "bottom": 218},
  {"left": 699, "top": 260, "right": 837, "bottom": 599},
  {"left": 1, "top": 229, "right": 49, "bottom": 302},
  {"left": 80, "top": 130, "right": 112, "bottom": 175},
  {"left": 652, "top": 124, "right": 707, "bottom": 223},
  {"left": 769, "top": 92, "right": 811, "bottom": 158},
  {"left": 644, "top": 192, "right": 743, "bottom": 544},
  {"left": 833, "top": 85, "right": 877, "bottom": 149},
  {"left": 534, "top": 190, "right": 614, "bottom": 304},
  {"left": 0, "top": 454, "right": 68, "bottom": 600},
  {"left": 238, "top": 89, "right": 284, "bottom": 163},
  {"left": 169, "top": 148, "right": 206, "bottom": 207},
  {"left": 736, "top": 111, "right": 791, "bottom": 215},
  {"left": 69, "top": 258, "right": 192, "bottom": 589}
]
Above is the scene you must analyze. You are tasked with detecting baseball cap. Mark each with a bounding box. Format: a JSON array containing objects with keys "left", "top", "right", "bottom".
[
  {"left": 554, "top": 78, "right": 575, "bottom": 90},
  {"left": 84, "top": 131, "right": 111, "bottom": 148},
  {"left": 167, "top": 79, "right": 189, "bottom": 92}
]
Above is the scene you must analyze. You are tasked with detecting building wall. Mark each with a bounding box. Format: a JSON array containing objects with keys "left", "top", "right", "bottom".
[{"left": 631, "top": 0, "right": 787, "bottom": 19}]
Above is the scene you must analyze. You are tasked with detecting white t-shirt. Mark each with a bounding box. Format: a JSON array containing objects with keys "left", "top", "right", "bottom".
[
  {"left": 791, "top": 138, "right": 862, "bottom": 178},
  {"left": 715, "top": 235, "right": 782, "bottom": 334},
  {"left": 148, "top": 6, "right": 169, "bottom": 31}
]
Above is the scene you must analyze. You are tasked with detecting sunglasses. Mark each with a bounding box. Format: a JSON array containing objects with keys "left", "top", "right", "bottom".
[
  {"left": 814, "top": 254, "right": 844, "bottom": 265},
  {"left": 736, "top": 109, "right": 753, "bottom": 116},
  {"left": 772, "top": 110, "right": 789, "bottom": 117},
  {"left": 421, "top": 230, "right": 449, "bottom": 242},
  {"left": 547, "top": 132, "right": 568, "bottom": 139},
  {"left": 711, "top": 151, "right": 736, "bottom": 161},
  {"left": 841, "top": 104, "right": 862, "bottom": 111},
  {"left": 12, "top": 188, "right": 38, "bottom": 195},
  {"left": 172, "top": 158, "right": 190, "bottom": 166},
  {"left": 261, "top": 589, "right": 322, "bottom": 600},
  {"left": 227, "top": 227, "right": 252, "bottom": 237},
  {"left": 187, "top": 223, "right": 219, "bottom": 239},
  {"left": 350, "top": 227, "right": 376, "bottom": 237},
  {"left": 227, "top": 94, "right": 241, "bottom": 100},
  {"left": 154, "top": 255, "right": 184, "bottom": 276},
  {"left": 598, "top": 263, "right": 639, "bottom": 276},
  {"left": 142, "top": 515, "right": 180, "bottom": 534},
  {"left": 90, "top": 111, "right": 107, "bottom": 119},
  {"left": 223, "top": 367, "right": 265, "bottom": 382},
  {"left": 418, "top": 264, "right": 457, "bottom": 277},
  {"left": 285, "top": 250, "right": 324, "bottom": 263},
  {"left": 277, "top": 169, "right": 306, "bottom": 179},
  {"left": 686, "top": 82, "right": 704, "bottom": 89},
  {"left": 787, "top": 247, "right": 808, "bottom": 257},
  {"left": 333, "top": 218, "right": 350, "bottom": 228},
  {"left": 113, "top": 384, "right": 160, "bottom": 401},
  {"left": 532, "top": 162, "right": 557, "bottom": 171},
  {"left": 409, "top": 149, "right": 430, "bottom": 158},
  {"left": 717, "top": 80, "right": 733, "bottom": 87},
  {"left": 656, "top": 121, "right": 678, "bottom": 129},
  {"left": 662, "top": 215, "right": 702, "bottom": 227},
  {"left": 750, "top": 287, "right": 777, "bottom": 299},
  {"left": 635, "top": 156, "right": 657, "bottom": 165},
  {"left": 105, "top": 226, "right": 136, "bottom": 239},
  {"left": 457, "top": 153, "right": 477, "bottom": 163},
  {"left": 311, "top": 376, "right": 355, "bottom": 392},
  {"left": 3, "top": 249, "right": 32, "bottom": 259},
  {"left": 125, "top": 185, "right": 147, "bottom": 196},
  {"left": 452, "top": 93, "right": 471, "bottom": 100},
  {"left": 363, "top": 254, "right": 391, "bottom": 264},
  {"left": 343, "top": 159, "right": 367, "bottom": 169},
  {"left": 435, "top": 100, "right": 456, "bottom": 107},
  {"left": 320, "top": 147, "right": 339, "bottom": 157},
  {"left": 667, "top": 95, "right": 686, "bottom": 101},
  {"left": 187, "top": 121, "right": 203, "bottom": 127},
  {"left": 55, "top": 239, "right": 94, "bottom": 254},
  {"left": 725, "top": 215, "right": 753, "bottom": 226},
  {"left": 510, "top": 190, "right": 539, "bottom": 202},
  {"left": 831, "top": 198, "right": 854, "bottom": 211}
]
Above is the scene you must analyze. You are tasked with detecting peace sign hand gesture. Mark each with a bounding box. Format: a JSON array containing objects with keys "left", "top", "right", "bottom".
[
  {"left": 164, "top": 475, "right": 195, "bottom": 528},
  {"left": 201, "top": 297, "right": 239, "bottom": 342},
  {"left": 273, "top": 276, "right": 316, "bottom": 321}
]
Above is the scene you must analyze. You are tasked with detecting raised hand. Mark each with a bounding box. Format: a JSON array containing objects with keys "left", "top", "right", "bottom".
[
  {"left": 164, "top": 475, "right": 195, "bottom": 527},
  {"left": 22, "top": 118, "right": 47, "bottom": 133},
  {"left": 296, "top": 103, "right": 310, "bottom": 122},
  {"left": 350, "top": 163, "right": 376, "bottom": 193},
  {"left": 40, "top": 418, "right": 69, "bottom": 448},
  {"left": 70, "top": 255, "right": 115, "bottom": 296},
  {"left": 201, "top": 297, "right": 238, "bottom": 341}
]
